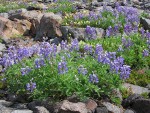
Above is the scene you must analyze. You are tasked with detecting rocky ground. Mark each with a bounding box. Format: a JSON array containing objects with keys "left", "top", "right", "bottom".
[{"left": 0, "top": 0, "right": 150, "bottom": 113}]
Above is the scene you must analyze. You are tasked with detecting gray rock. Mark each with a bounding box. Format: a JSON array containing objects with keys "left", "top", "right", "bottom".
[
  {"left": 0, "top": 43, "right": 6, "bottom": 51},
  {"left": 50, "top": 37, "right": 62, "bottom": 45},
  {"left": 11, "top": 110, "right": 33, "bottom": 113},
  {"left": 140, "top": 17, "right": 150, "bottom": 31},
  {"left": 35, "top": 13, "right": 62, "bottom": 41},
  {"left": 124, "top": 109, "right": 135, "bottom": 113},
  {"left": 33, "top": 106, "right": 49, "bottom": 113},
  {"left": 95, "top": 107, "right": 108, "bottom": 113},
  {"left": 122, "top": 94, "right": 150, "bottom": 113},
  {"left": 123, "top": 83, "right": 150, "bottom": 94},
  {"left": 0, "top": 13, "right": 9, "bottom": 18},
  {"left": 102, "top": 102, "right": 123, "bottom": 113},
  {"left": 61, "top": 26, "right": 104, "bottom": 41}
]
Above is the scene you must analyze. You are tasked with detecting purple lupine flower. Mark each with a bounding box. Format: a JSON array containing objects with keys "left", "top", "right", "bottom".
[
  {"left": 61, "top": 40, "right": 68, "bottom": 50},
  {"left": 118, "top": 45, "right": 123, "bottom": 52},
  {"left": 26, "top": 82, "right": 36, "bottom": 92},
  {"left": 70, "top": 38, "right": 79, "bottom": 51},
  {"left": 78, "top": 65, "right": 88, "bottom": 75},
  {"left": 146, "top": 32, "right": 150, "bottom": 39},
  {"left": 39, "top": 42, "right": 52, "bottom": 58},
  {"left": 85, "top": 26, "right": 97, "bottom": 40},
  {"left": 139, "top": 27, "right": 145, "bottom": 37},
  {"left": 124, "top": 23, "right": 132, "bottom": 34},
  {"left": 107, "top": 52, "right": 116, "bottom": 60},
  {"left": 84, "top": 45, "right": 93, "bottom": 54},
  {"left": 89, "top": 73, "right": 99, "bottom": 83},
  {"left": 21, "top": 66, "right": 31, "bottom": 76},
  {"left": 122, "top": 37, "right": 132, "bottom": 48},
  {"left": 95, "top": 44, "right": 103, "bottom": 55},
  {"left": 143, "top": 49, "right": 149, "bottom": 57},
  {"left": 35, "top": 58, "right": 45, "bottom": 69},
  {"left": 106, "top": 26, "right": 113, "bottom": 37},
  {"left": 120, "top": 65, "right": 131, "bottom": 79},
  {"left": 58, "top": 60, "right": 68, "bottom": 74}
]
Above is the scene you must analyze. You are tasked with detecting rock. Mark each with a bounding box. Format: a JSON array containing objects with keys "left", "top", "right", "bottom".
[
  {"left": 56, "top": 100, "right": 88, "bottom": 113},
  {"left": 0, "top": 13, "right": 9, "bottom": 18},
  {"left": 9, "top": 10, "right": 44, "bottom": 37},
  {"left": 27, "top": 100, "right": 54, "bottom": 112},
  {"left": 13, "top": 19, "right": 32, "bottom": 36},
  {"left": 61, "top": 26, "right": 104, "bottom": 41},
  {"left": 95, "top": 107, "right": 108, "bottom": 113},
  {"left": 0, "top": 43, "right": 6, "bottom": 51},
  {"left": 35, "top": 13, "right": 62, "bottom": 40},
  {"left": 0, "top": 16, "right": 20, "bottom": 41},
  {"left": 102, "top": 102, "right": 123, "bottom": 113},
  {"left": 11, "top": 110, "right": 33, "bottom": 113},
  {"left": 122, "top": 94, "right": 150, "bottom": 113},
  {"left": 50, "top": 37, "right": 62, "bottom": 45},
  {"left": 33, "top": 106, "right": 50, "bottom": 113},
  {"left": 146, "top": 84, "right": 150, "bottom": 90},
  {"left": 85, "top": 99, "right": 97, "bottom": 112},
  {"left": 124, "top": 109, "right": 135, "bottom": 113},
  {"left": 140, "top": 17, "right": 150, "bottom": 31},
  {"left": 123, "top": 83, "right": 150, "bottom": 95}
]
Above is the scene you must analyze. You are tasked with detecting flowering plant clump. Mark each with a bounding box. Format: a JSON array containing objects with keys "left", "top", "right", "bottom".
[
  {"left": 46, "top": 0, "right": 76, "bottom": 13},
  {"left": 0, "top": 39, "right": 130, "bottom": 102},
  {"left": 85, "top": 31, "right": 150, "bottom": 86},
  {"left": 63, "top": 3, "right": 141, "bottom": 37}
]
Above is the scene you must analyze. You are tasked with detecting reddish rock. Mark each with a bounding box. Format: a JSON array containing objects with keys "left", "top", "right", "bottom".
[
  {"left": 85, "top": 99, "right": 97, "bottom": 112},
  {"left": 56, "top": 100, "right": 88, "bottom": 113},
  {"left": 0, "top": 16, "right": 20, "bottom": 41}
]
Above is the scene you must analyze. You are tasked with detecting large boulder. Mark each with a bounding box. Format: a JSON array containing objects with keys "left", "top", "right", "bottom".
[
  {"left": 35, "top": 13, "right": 62, "bottom": 40},
  {"left": 122, "top": 94, "right": 150, "bottom": 113},
  {"left": 0, "top": 16, "right": 20, "bottom": 41},
  {"left": 13, "top": 19, "right": 32, "bottom": 36},
  {"left": 9, "top": 10, "right": 44, "bottom": 37}
]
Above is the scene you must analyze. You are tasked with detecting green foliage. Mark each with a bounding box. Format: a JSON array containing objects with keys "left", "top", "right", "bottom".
[
  {"left": 85, "top": 33, "right": 150, "bottom": 86},
  {"left": 140, "top": 12, "right": 150, "bottom": 19},
  {"left": 46, "top": 0, "right": 76, "bottom": 13},
  {"left": 63, "top": 10, "right": 126, "bottom": 30},
  {"left": 4, "top": 48, "right": 122, "bottom": 101},
  {"left": 141, "top": 92, "right": 149, "bottom": 99},
  {"left": 126, "top": 70, "right": 150, "bottom": 87}
]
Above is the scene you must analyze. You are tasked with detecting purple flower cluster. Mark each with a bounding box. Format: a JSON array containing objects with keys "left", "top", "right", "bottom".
[
  {"left": 58, "top": 60, "right": 68, "bottom": 74},
  {"left": 122, "top": 37, "right": 133, "bottom": 49},
  {"left": 95, "top": 45, "right": 130, "bottom": 79},
  {"left": 78, "top": 65, "right": 88, "bottom": 75},
  {"left": 26, "top": 81, "right": 36, "bottom": 92},
  {"left": 85, "top": 26, "right": 97, "bottom": 40},
  {"left": 70, "top": 38, "right": 79, "bottom": 51},
  {"left": 89, "top": 73, "right": 99, "bottom": 83},
  {"left": 143, "top": 49, "right": 149, "bottom": 57},
  {"left": 35, "top": 58, "right": 45, "bottom": 69},
  {"left": 84, "top": 44, "right": 93, "bottom": 54},
  {"left": 21, "top": 66, "right": 31, "bottom": 76}
]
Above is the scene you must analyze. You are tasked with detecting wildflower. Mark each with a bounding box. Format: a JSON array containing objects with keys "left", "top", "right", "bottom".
[
  {"left": 120, "top": 65, "right": 131, "bottom": 80},
  {"left": 58, "top": 61, "right": 68, "bottom": 74},
  {"left": 70, "top": 38, "right": 79, "bottom": 51},
  {"left": 21, "top": 66, "right": 31, "bottom": 76},
  {"left": 35, "top": 58, "right": 45, "bottom": 69},
  {"left": 89, "top": 73, "right": 99, "bottom": 83},
  {"left": 85, "top": 26, "right": 97, "bottom": 40},
  {"left": 143, "top": 49, "right": 149, "bottom": 57},
  {"left": 78, "top": 65, "right": 88, "bottom": 75},
  {"left": 26, "top": 82, "right": 36, "bottom": 92},
  {"left": 95, "top": 44, "right": 103, "bottom": 55}
]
